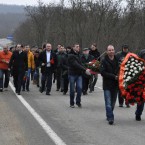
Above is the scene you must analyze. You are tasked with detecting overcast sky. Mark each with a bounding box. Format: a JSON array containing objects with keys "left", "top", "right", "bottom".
[{"left": 0, "top": 0, "right": 57, "bottom": 6}]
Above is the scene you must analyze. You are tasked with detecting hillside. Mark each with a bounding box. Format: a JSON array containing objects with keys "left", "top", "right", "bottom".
[{"left": 0, "top": 4, "right": 26, "bottom": 38}]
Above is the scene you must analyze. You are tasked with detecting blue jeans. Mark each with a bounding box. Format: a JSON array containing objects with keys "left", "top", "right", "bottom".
[
  {"left": 104, "top": 89, "right": 118, "bottom": 121},
  {"left": 23, "top": 68, "right": 31, "bottom": 90},
  {"left": 0, "top": 69, "right": 10, "bottom": 89},
  {"left": 69, "top": 75, "right": 82, "bottom": 106},
  {"left": 136, "top": 103, "right": 144, "bottom": 116}
]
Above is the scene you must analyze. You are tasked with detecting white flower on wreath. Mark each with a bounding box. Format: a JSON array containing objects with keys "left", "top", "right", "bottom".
[
  {"left": 135, "top": 71, "right": 138, "bottom": 74},
  {"left": 131, "top": 58, "right": 135, "bottom": 61},
  {"left": 127, "top": 76, "right": 131, "bottom": 79},
  {"left": 138, "top": 67, "right": 142, "bottom": 71},
  {"left": 125, "top": 68, "right": 128, "bottom": 70},
  {"left": 131, "top": 62, "right": 135, "bottom": 65}
]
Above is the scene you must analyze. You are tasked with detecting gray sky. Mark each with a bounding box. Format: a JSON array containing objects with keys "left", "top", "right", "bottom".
[{"left": 0, "top": 0, "right": 57, "bottom": 6}]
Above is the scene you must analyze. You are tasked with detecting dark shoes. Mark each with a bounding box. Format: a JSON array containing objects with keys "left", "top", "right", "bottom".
[
  {"left": 119, "top": 104, "right": 123, "bottom": 107},
  {"left": 39, "top": 87, "right": 44, "bottom": 93},
  {"left": 126, "top": 104, "right": 130, "bottom": 108},
  {"left": 46, "top": 92, "right": 50, "bottom": 95},
  {"left": 0, "top": 88, "right": 3, "bottom": 92},
  {"left": 83, "top": 91, "right": 88, "bottom": 95},
  {"left": 136, "top": 115, "right": 141, "bottom": 121},
  {"left": 63, "top": 92, "right": 67, "bottom": 95},
  {"left": 108, "top": 120, "right": 114, "bottom": 125},
  {"left": 76, "top": 103, "right": 82, "bottom": 108}
]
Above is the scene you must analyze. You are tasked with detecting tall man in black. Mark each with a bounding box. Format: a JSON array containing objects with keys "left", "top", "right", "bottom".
[
  {"left": 9, "top": 44, "right": 28, "bottom": 95},
  {"left": 100, "top": 45, "right": 119, "bottom": 125},
  {"left": 39, "top": 43, "right": 57, "bottom": 95}
]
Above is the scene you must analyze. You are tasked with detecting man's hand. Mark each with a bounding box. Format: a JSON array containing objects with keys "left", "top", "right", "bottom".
[
  {"left": 85, "top": 69, "right": 91, "bottom": 75},
  {"left": 115, "top": 75, "right": 118, "bottom": 80},
  {"left": 42, "top": 63, "right": 45, "bottom": 66}
]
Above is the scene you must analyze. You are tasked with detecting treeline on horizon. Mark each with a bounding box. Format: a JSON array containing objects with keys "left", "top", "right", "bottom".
[{"left": 13, "top": 0, "right": 145, "bottom": 52}]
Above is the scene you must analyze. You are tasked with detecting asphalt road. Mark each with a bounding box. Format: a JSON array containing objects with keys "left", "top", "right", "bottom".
[{"left": 0, "top": 75, "right": 145, "bottom": 145}]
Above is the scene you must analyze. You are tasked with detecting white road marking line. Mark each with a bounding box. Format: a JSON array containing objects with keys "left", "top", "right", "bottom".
[{"left": 9, "top": 82, "right": 67, "bottom": 145}]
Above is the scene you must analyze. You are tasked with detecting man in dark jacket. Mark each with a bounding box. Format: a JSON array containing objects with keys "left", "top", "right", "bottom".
[
  {"left": 100, "top": 45, "right": 119, "bottom": 125},
  {"left": 56, "top": 45, "right": 65, "bottom": 91},
  {"left": 61, "top": 46, "right": 72, "bottom": 95},
  {"left": 68, "top": 44, "right": 91, "bottom": 108},
  {"left": 135, "top": 49, "right": 145, "bottom": 121},
  {"left": 116, "top": 44, "right": 130, "bottom": 108},
  {"left": 81, "top": 48, "right": 94, "bottom": 95},
  {"left": 9, "top": 44, "right": 28, "bottom": 95},
  {"left": 39, "top": 43, "right": 57, "bottom": 95},
  {"left": 89, "top": 43, "right": 100, "bottom": 92}
]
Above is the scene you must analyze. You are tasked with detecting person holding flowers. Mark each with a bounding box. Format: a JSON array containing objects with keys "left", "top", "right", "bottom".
[
  {"left": 81, "top": 48, "right": 94, "bottom": 95},
  {"left": 100, "top": 45, "right": 119, "bottom": 125},
  {"left": 116, "top": 44, "right": 130, "bottom": 108},
  {"left": 89, "top": 43, "right": 100, "bottom": 92},
  {"left": 135, "top": 49, "right": 145, "bottom": 121},
  {"left": 39, "top": 43, "right": 57, "bottom": 95}
]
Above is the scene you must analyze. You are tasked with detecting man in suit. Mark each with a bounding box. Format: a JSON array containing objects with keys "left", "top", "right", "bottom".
[
  {"left": 39, "top": 43, "right": 57, "bottom": 95},
  {"left": 9, "top": 44, "right": 28, "bottom": 95}
]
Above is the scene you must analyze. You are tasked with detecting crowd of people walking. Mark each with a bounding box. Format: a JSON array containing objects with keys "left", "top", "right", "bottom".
[{"left": 0, "top": 42, "right": 145, "bottom": 125}]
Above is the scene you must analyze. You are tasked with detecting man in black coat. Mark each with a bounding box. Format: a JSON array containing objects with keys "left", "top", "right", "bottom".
[
  {"left": 81, "top": 48, "right": 94, "bottom": 95},
  {"left": 61, "top": 46, "right": 72, "bottom": 95},
  {"left": 68, "top": 44, "right": 91, "bottom": 108},
  {"left": 56, "top": 45, "right": 66, "bottom": 91},
  {"left": 100, "top": 45, "right": 119, "bottom": 125},
  {"left": 38, "top": 43, "right": 57, "bottom": 95},
  {"left": 9, "top": 44, "right": 28, "bottom": 95},
  {"left": 89, "top": 43, "right": 100, "bottom": 92}
]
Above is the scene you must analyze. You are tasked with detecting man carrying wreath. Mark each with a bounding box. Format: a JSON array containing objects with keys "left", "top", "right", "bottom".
[
  {"left": 100, "top": 45, "right": 119, "bottom": 125},
  {"left": 135, "top": 49, "right": 145, "bottom": 121}
]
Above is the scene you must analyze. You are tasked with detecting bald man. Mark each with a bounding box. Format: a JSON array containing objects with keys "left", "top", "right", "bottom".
[{"left": 100, "top": 45, "right": 119, "bottom": 125}]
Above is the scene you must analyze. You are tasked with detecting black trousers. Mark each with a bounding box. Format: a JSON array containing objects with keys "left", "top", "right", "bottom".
[
  {"left": 82, "top": 76, "right": 90, "bottom": 93},
  {"left": 56, "top": 68, "right": 62, "bottom": 90},
  {"left": 63, "top": 74, "right": 69, "bottom": 93},
  {"left": 13, "top": 71, "right": 25, "bottom": 93},
  {"left": 41, "top": 67, "right": 52, "bottom": 93}
]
